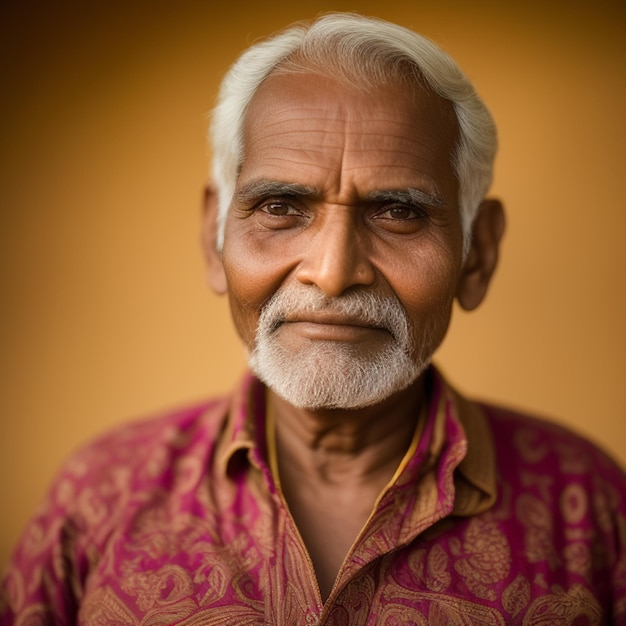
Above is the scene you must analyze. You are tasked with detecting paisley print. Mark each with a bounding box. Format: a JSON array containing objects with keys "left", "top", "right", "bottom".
[
  {"left": 1, "top": 370, "right": 625, "bottom": 624},
  {"left": 502, "top": 575, "right": 531, "bottom": 618},
  {"left": 451, "top": 517, "right": 511, "bottom": 601}
]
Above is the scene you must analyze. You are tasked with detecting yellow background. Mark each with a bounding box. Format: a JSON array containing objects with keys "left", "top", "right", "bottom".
[{"left": 1, "top": 0, "right": 625, "bottom": 567}]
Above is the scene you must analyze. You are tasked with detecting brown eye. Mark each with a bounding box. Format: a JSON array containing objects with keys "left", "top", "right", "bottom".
[
  {"left": 370, "top": 203, "right": 429, "bottom": 235},
  {"left": 377, "top": 205, "right": 426, "bottom": 220},
  {"left": 254, "top": 200, "right": 307, "bottom": 230},
  {"left": 262, "top": 202, "right": 299, "bottom": 216},
  {"left": 387, "top": 206, "right": 415, "bottom": 220}
]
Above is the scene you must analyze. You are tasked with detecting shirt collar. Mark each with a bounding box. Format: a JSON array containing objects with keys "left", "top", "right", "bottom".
[
  {"left": 216, "top": 367, "right": 497, "bottom": 517},
  {"left": 216, "top": 372, "right": 267, "bottom": 476},
  {"left": 441, "top": 376, "right": 497, "bottom": 516}
]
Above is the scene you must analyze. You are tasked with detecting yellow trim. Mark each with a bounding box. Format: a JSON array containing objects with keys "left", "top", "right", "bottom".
[
  {"left": 382, "top": 404, "right": 425, "bottom": 492},
  {"left": 266, "top": 394, "right": 281, "bottom": 489},
  {"left": 370, "top": 399, "right": 429, "bottom": 511}
]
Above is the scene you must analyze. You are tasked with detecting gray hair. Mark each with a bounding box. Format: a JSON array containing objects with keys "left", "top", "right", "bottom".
[{"left": 210, "top": 13, "right": 497, "bottom": 255}]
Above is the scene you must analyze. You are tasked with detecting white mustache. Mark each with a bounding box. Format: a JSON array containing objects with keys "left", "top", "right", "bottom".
[{"left": 258, "top": 286, "right": 412, "bottom": 346}]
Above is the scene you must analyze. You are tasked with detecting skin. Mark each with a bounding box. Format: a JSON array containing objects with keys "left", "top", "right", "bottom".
[{"left": 203, "top": 71, "right": 505, "bottom": 600}]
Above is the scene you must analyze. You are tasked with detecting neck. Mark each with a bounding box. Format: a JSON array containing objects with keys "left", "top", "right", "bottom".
[{"left": 268, "top": 376, "right": 427, "bottom": 485}]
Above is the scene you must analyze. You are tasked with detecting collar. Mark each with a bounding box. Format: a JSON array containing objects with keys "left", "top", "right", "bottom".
[
  {"left": 444, "top": 380, "right": 497, "bottom": 516},
  {"left": 215, "top": 367, "right": 497, "bottom": 517},
  {"left": 216, "top": 373, "right": 267, "bottom": 476}
]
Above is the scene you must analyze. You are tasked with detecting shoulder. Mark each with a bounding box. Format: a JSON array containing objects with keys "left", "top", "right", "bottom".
[
  {"left": 0, "top": 395, "right": 234, "bottom": 621},
  {"left": 478, "top": 401, "right": 626, "bottom": 539},
  {"left": 31, "top": 395, "right": 232, "bottom": 546},
  {"left": 67, "top": 396, "right": 231, "bottom": 474},
  {"left": 479, "top": 401, "right": 625, "bottom": 479},
  {"left": 65, "top": 395, "right": 230, "bottom": 492}
]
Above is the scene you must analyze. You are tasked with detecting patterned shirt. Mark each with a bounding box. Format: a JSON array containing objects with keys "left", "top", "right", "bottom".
[{"left": 1, "top": 368, "right": 625, "bottom": 624}]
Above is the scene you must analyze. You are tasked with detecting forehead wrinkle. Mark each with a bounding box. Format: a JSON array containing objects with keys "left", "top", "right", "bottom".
[
  {"left": 253, "top": 120, "right": 351, "bottom": 200},
  {"left": 242, "top": 142, "right": 448, "bottom": 206},
  {"left": 251, "top": 108, "right": 350, "bottom": 140},
  {"left": 248, "top": 129, "right": 349, "bottom": 164},
  {"left": 345, "top": 128, "right": 446, "bottom": 161},
  {"left": 337, "top": 155, "right": 446, "bottom": 200},
  {"left": 242, "top": 75, "right": 458, "bottom": 208},
  {"left": 336, "top": 115, "right": 350, "bottom": 203}
]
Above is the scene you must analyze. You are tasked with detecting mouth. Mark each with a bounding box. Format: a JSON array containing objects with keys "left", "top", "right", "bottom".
[
  {"left": 276, "top": 313, "right": 391, "bottom": 343},
  {"left": 286, "top": 311, "right": 384, "bottom": 327}
]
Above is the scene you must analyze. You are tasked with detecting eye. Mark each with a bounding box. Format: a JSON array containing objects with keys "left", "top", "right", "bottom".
[
  {"left": 261, "top": 201, "right": 301, "bottom": 217},
  {"left": 376, "top": 204, "right": 427, "bottom": 220},
  {"left": 371, "top": 203, "right": 429, "bottom": 234},
  {"left": 254, "top": 199, "right": 308, "bottom": 230}
]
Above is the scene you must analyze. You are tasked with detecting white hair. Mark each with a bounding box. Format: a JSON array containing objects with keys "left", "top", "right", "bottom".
[{"left": 210, "top": 13, "right": 497, "bottom": 255}]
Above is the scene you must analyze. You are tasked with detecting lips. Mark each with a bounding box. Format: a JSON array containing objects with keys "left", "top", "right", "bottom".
[
  {"left": 282, "top": 311, "right": 386, "bottom": 330},
  {"left": 275, "top": 313, "right": 392, "bottom": 344}
]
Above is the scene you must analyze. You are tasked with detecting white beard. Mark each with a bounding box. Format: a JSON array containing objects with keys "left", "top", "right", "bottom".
[{"left": 248, "top": 286, "right": 436, "bottom": 410}]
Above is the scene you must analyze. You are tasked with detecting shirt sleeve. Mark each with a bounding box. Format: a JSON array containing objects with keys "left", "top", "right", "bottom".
[
  {"left": 1, "top": 437, "right": 132, "bottom": 625},
  {"left": 1, "top": 469, "right": 88, "bottom": 625}
]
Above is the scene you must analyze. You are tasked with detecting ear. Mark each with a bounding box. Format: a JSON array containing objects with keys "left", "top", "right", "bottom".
[
  {"left": 456, "top": 198, "right": 505, "bottom": 311},
  {"left": 201, "top": 184, "right": 228, "bottom": 295}
]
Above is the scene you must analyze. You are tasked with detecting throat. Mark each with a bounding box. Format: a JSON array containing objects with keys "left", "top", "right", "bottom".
[
  {"left": 267, "top": 406, "right": 424, "bottom": 602},
  {"left": 279, "top": 470, "right": 384, "bottom": 601},
  {"left": 265, "top": 385, "right": 427, "bottom": 601}
]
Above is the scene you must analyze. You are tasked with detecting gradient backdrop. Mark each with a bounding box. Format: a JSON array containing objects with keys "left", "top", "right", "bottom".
[{"left": 1, "top": 0, "right": 625, "bottom": 567}]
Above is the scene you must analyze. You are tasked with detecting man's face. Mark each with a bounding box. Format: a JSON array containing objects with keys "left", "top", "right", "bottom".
[{"left": 216, "top": 71, "right": 465, "bottom": 408}]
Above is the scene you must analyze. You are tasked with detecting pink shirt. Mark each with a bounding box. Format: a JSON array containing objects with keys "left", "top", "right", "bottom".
[{"left": 2, "top": 369, "right": 625, "bottom": 624}]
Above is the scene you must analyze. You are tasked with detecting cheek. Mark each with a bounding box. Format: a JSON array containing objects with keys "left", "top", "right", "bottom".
[
  {"left": 221, "top": 233, "right": 295, "bottom": 346},
  {"left": 388, "top": 250, "right": 460, "bottom": 340},
  {"left": 222, "top": 264, "right": 265, "bottom": 347}
]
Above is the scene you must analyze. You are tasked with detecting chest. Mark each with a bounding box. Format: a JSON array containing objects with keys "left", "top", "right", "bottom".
[
  {"left": 74, "top": 497, "right": 610, "bottom": 625},
  {"left": 283, "top": 485, "right": 379, "bottom": 600}
]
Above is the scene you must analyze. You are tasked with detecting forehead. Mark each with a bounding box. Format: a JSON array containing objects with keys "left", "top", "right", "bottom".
[{"left": 239, "top": 72, "right": 459, "bottom": 201}]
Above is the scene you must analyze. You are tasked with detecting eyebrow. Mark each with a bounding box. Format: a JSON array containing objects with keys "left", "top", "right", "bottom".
[
  {"left": 233, "top": 180, "right": 318, "bottom": 203},
  {"left": 233, "top": 179, "right": 446, "bottom": 208},
  {"left": 367, "top": 188, "right": 446, "bottom": 208}
]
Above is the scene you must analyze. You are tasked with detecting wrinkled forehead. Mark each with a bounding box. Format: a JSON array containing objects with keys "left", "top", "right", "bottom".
[{"left": 239, "top": 70, "right": 460, "bottom": 201}]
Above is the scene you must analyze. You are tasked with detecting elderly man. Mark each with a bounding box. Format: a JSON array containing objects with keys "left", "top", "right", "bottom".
[{"left": 2, "top": 13, "right": 625, "bottom": 625}]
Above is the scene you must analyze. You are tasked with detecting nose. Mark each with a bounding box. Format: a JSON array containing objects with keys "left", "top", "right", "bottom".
[{"left": 295, "top": 209, "right": 376, "bottom": 297}]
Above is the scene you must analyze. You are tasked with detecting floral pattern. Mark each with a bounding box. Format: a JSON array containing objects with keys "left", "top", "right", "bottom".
[{"left": 1, "top": 369, "right": 625, "bottom": 625}]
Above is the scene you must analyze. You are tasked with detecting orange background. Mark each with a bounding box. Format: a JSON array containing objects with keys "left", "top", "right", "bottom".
[{"left": 1, "top": 0, "right": 625, "bottom": 567}]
